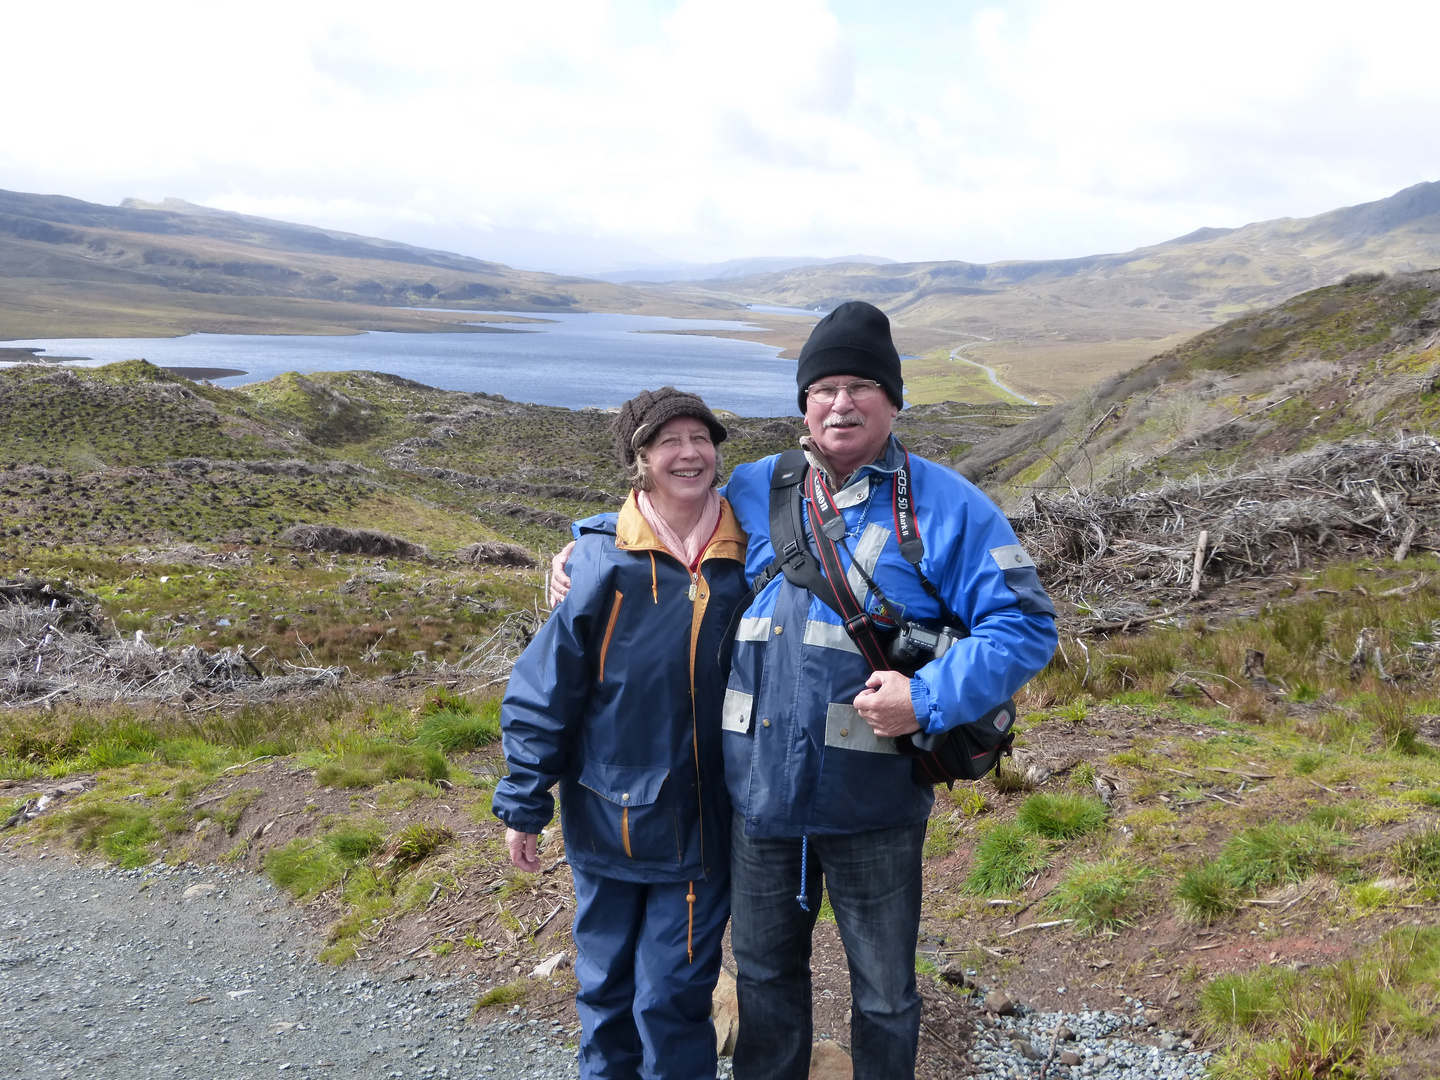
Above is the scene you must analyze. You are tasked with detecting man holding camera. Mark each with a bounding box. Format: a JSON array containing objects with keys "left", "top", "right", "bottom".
[
  {"left": 549, "top": 301, "right": 1056, "bottom": 1078},
  {"left": 717, "top": 301, "right": 1057, "bottom": 1079}
]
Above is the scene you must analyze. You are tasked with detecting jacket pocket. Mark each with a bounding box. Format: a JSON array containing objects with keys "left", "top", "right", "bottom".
[{"left": 576, "top": 761, "right": 677, "bottom": 863}]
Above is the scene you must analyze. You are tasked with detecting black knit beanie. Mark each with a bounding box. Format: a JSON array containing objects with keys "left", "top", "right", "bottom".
[
  {"left": 795, "top": 300, "right": 904, "bottom": 413},
  {"left": 613, "top": 386, "right": 728, "bottom": 468}
]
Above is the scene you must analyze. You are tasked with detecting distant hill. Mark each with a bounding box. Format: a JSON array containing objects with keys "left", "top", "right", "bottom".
[
  {"left": 0, "top": 190, "right": 739, "bottom": 339},
  {"left": 583, "top": 253, "right": 894, "bottom": 284},
  {"left": 670, "top": 181, "right": 1440, "bottom": 401},
  {"left": 954, "top": 268, "right": 1440, "bottom": 502},
  {"left": 8, "top": 183, "right": 1440, "bottom": 406}
]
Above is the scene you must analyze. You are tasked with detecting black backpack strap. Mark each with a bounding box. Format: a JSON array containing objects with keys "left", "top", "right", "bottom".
[
  {"left": 719, "top": 449, "right": 888, "bottom": 672},
  {"left": 718, "top": 450, "right": 815, "bottom": 672}
]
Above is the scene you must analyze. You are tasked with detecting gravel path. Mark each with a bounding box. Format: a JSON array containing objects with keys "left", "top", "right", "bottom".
[
  {"left": 2, "top": 850, "right": 1218, "bottom": 1079},
  {"left": 0, "top": 852, "right": 580, "bottom": 1080}
]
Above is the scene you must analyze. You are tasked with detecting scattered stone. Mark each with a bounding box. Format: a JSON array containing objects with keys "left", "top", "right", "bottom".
[
  {"left": 1010, "top": 1038, "right": 1042, "bottom": 1061},
  {"left": 1158, "top": 1032, "right": 1180, "bottom": 1051},
  {"left": 183, "top": 883, "right": 217, "bottom": 900},
  {"left": 1057, "top": 1025, "right": 1076, "bottom": 1041},
  {"left": 937, "top": 961, "right": 971, "bottom": 987},
  {"left": 985, "top": 990, "right": 1016, "bottom": 1016},
  {"left": 1060, "top": 1050, "right": 1082, "bottom": 1066},
  {"left": 712, "top": 969, "right": 739, "bottom": 1057},
  {"left": 530, "top": 951, "right": 568, "bottom": 979},
  {"left": 807, "top": 1040, "right": 852, "bottom": 1080}
]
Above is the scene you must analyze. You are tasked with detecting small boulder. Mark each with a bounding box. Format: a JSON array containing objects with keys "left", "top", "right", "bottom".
[
  {"left": 936, "top": 961, "right": 971, "bottom": 988},
  {"left": 712, "top": 969, "right": 739, "bottom": 1057},
  {"left": 808, "top": 1040, "right": 852, "bottom": 1080},
  {"left": 1010, "top": 1039, "right": 1041, "bottom": 1061},
  {"left": 183, "top": 883, "right": 217, "bottom": 900},
  {"left": 984, "top": 990, "right": 1015, "bottom": 1016},
  {"left": 1060, "top": 1050, "right": 1082, "bottom": 1066}
]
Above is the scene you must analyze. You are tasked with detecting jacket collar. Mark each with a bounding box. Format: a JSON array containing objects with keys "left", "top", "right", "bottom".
[
  {"left": 615, "top": 490, "right": 747, "bottom": 562},
  {"left": 799, "top": 433, "right": 905, "bottom": 490}
]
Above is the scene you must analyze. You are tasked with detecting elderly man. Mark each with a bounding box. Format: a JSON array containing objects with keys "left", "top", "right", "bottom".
[{"left": 554, "top": 301, "right": 1056, "bottom": 1079}]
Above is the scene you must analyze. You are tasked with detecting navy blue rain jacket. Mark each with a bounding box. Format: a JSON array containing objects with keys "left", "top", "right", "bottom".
[{"left": 492, "top": 494, "right": 748, "bottom": 883}]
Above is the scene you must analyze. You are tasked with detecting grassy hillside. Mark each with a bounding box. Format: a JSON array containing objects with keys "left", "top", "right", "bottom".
[{"left": 959, "top": 269, "right": 1440, "bottom": 501}]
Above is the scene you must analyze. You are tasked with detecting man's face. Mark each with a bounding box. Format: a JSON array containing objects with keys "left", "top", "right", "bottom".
[{"left": 802, "top": 374, "right": 898, "bottom": 474}]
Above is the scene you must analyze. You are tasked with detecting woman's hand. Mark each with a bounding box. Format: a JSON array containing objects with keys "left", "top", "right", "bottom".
[
  {"left": 506, "top": 828, "right": 541, "bottom": 872},
  {"left": 547, "top": 541, "right": 576, "bottom": 608}
]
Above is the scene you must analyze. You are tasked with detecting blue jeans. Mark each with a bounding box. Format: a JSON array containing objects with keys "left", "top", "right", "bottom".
[
  {"left": 570, "top": 866, "right": 730, "bottom": 1080},
  {"left": 729, "top": 815, "right": 926, "bottom": 1080}
]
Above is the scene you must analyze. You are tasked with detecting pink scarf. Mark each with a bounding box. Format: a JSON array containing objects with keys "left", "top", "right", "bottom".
[{"left": 636, "top": 489, "right": 722, "bottom": 569}]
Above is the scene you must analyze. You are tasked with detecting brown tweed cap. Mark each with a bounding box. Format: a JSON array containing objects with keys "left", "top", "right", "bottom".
[{"left": 613, "top": 387, "right": 727, "bottom": 467}]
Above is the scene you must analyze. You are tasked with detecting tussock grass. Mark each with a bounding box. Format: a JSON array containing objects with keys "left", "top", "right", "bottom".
[
  {"left": 45, "top": 802, "right": 162, "bottom": 868},
  {"left": 964, "top": 822, "right": 1050, "bottom": 895},
  {"left": 1174, "top": 860, "right": 1239, "bottom": 925},
  {"left": 474, "top": 982, "right": 528, "bottom": 1010},
  {"left": 1220, "top": 822, "right": 1347, "bottom": 891},
  {"left": 1199, "top": 926, "right": 1440, "bottom": 1079},
  {"left": 265, "top": 839, "right": 346, "bottom": 900},
  {"left": 314, "top": 743, "right": 449, "bottom": 788},
  {"left": 415, "top": 704, "right": 500, "bottom": 753},
  {"left": 1392, "top": 828, "right": 1440, "bottom": 891},
  {"left": 1199, "top": 968, "right": 1291, "bottom": 1031},
  {"left": 324, "top": 823, "right": 386, "bottom": 861},
  {"left": 1015, "top": 791, "right": 1110, "bottom": 839},
  {"left": 1047, "top": 855, "right": 1153, "bottom": 933},
  {"left": 386, "top": 821, "right": 455, "bottom": 867},
  {"left": 1031, "top": 557, "right": 1440, "bottom": 712}
]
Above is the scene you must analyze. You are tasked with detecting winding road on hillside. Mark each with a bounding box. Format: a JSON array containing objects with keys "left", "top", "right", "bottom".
[{"left": 948, "top": 338, "right": 1037, "bottom": 405}]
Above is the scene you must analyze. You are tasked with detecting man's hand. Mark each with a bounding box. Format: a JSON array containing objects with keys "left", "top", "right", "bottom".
[
  {"left": 547, "top": 541, "right": 576, "bottom": 608},
  {"left": 853, "top": 670, "right": 922, "bottom": 737},
  {"left": 506, "top": 828, "right": 541, "bottom": 872}
]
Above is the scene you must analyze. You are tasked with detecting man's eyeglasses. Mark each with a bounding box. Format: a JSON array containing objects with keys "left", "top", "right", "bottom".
[{"left": 806, "top": 379, "right": 883, "bottom": 404}]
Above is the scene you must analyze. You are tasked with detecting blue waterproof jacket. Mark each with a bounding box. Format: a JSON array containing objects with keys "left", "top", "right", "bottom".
[
  {"left": 492, "top": 493, "right": 748, "bottom": 883},
  {"left": 721, "top": 438, "right": 1058, "bottom": 838}
]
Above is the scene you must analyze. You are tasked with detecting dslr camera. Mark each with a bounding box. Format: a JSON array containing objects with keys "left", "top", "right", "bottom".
[{"left": 884, "top": 621, "right": 967, "bottom": 676}]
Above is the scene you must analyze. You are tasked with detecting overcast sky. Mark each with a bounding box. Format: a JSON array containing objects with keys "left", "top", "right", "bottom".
[{"left": 4, "top": 0, "right": 1438, "bottom": 274}]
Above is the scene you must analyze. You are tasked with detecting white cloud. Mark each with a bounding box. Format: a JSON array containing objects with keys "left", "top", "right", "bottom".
[{"left": 1, "top": 0, "right": 1438, "bottom": 271}]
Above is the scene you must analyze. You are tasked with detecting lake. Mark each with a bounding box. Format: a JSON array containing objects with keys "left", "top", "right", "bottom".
[{"left": 1, "top": 311, "right": 812, "bottom": 417}]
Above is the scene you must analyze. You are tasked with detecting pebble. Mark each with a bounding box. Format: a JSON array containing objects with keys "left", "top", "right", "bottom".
[{"left": 962, "top": 1004, "right": 1210, "bottom": 1079}]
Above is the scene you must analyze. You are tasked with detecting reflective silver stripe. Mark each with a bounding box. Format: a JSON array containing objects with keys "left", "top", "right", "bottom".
[
  {"left": 990, "top": 544, "right": 1036, "bottom": 570},
  {"left": 722, "top": 688, "right": 754, "bottom": 734},
  {"left": 823, "top": 703, "right": 898, "bottom": 755},
  {"left": 735, "top": 616, "right": 772, "bottom": 642},
  {"left": 833, "top": 478, "right": 870, "bottom": 509},
  {"left": 846, "top": 523, "right": 891, "bottom": 606},
  {"left": 803, "top": 619, "right": 861, "bottom": 654}
]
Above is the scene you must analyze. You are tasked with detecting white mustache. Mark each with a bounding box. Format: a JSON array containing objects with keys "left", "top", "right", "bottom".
[{"left": 822, "top": 412, "right": 865, "bottom": 430}]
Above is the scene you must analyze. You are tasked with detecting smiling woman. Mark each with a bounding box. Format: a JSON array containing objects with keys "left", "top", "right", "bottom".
[{"left": 491, "top": 385, "right": 748, "bottom": 1078}]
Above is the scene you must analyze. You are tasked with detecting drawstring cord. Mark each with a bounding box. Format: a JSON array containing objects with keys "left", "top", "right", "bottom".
[
  {"left": 649, "top": 552, "right": 658, "bottom": 604},
  {"left": 686, "top": 881, "right": 696, "bottom": 963},
  {"left": 796, "top": 835, "right": 810, "bottom": 911}
]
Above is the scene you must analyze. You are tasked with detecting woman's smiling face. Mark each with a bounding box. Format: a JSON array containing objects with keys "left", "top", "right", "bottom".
[{"left": 642, "top": 415, "right": 717, "bottom": 507}]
